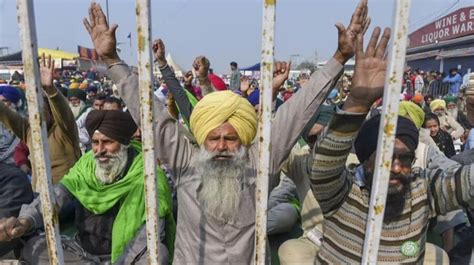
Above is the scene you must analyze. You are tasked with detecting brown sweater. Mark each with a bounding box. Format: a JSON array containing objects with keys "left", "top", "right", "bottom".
[{"left": 0, "top": 90, "right": 81, "bottom": 191}]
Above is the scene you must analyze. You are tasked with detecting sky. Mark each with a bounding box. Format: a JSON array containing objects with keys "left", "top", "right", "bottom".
[{"left": 1, "top": 0, "right": 473, "bottom": 74}]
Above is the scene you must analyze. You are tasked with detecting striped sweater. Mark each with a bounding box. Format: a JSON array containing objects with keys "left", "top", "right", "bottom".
[{"left": 310, "top": 111, "right": 474, "bottom": 263}]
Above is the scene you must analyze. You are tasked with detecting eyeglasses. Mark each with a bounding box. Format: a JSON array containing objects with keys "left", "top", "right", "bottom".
[{"left": 392, "top": 152, "right": 416, "bottom": 168}]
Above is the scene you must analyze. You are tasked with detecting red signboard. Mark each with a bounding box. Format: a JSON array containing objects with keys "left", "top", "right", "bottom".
[{"left": 409, "top": 6, "right": 474, "bottom": 48}]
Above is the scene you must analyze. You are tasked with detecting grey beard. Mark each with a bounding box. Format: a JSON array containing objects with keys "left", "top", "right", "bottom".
[
  {"left": 70, "top": 101, "right": 85, "bottom": 118},
  {"left": 194, "top": 146, "right": 247, "bottom": 223},
  {"left": 434, "top": 110, "right": 445, "bottom": 117},
  {"left": 95, "top": 144, "right": 129, "bottom": 184}
]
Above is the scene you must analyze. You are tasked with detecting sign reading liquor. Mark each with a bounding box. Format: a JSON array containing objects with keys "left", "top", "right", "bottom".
[{"left": 409, "top": 6, "right": 474, "bottom": 48}]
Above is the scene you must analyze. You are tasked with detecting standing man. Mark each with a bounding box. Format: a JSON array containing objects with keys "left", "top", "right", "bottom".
[
  {"left": 443, "top": 67, "right": 463, "bottom": 95},
  {"left": 229, "top": 61, "right": 241, "bottom": 91},
  {"left": 83, "top": 0, "right": 368, "bottom": 263}
]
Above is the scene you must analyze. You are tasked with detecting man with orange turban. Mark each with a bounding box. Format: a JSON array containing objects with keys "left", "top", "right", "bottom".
[{"left": 84, "top": 0, "right": 367, "bottom": 263}]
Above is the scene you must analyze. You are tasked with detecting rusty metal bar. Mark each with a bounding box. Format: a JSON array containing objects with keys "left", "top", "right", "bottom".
[
  {"left": 16, "top": 0, "right": 64, "bottom": 264},
  {"left": 135, "top": 0, "right": 160, "bottom": 264},
  {"left": 361, "top": 0, "right": 412, "bottom": 263},
  {"left": 254, "top": 0, "right": 276, "bottom": 264}
]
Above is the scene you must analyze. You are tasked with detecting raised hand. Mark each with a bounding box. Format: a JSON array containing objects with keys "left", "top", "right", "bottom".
[
  {"left": 184, "top": 71, "right": 194, "bottom": 86},
  {"left": 193, "top": 56, "right": 210, "bottom": 80},
  {"left": 153, "top": 39, "right": 167, "bottom": 67},
  {"left": 344, "top": 27, "right": 391, "bottom": 112},
  {"left": 334, "top": 0, "right": 370, "bottom": 64},
  {"left": 0, "top": 217, "right": 31, "bottom": 242},
  {"left": 272, "top": 61, "right": 291, "bottom": 93},
  {"left": 39, "top": 53, "right": 55, "bottom": 94},
  {"left": 83, "top": 2, "right": 119, "bottom": 64}
]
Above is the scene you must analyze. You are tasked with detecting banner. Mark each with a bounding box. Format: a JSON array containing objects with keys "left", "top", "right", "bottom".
[{"left": 77, "top": 45, "right": 99, "bottom": 60}]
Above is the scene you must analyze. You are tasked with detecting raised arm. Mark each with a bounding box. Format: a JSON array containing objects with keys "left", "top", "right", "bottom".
[
  {"left": 40, "top": 54, "right": 79, "bottom": 143},
  {"left": 83, "top": 3, "right": 194, "bottom": 179},
  {"left": 153, "top": 39, "right": 194, "bottom": 123},
  {"left": 193, "top": 56, "right": 215, "bottom": 96},
  {"left": 311, "top": 25, "right": 391, "bottom": 214},
  {"left": 269, "top": 0, "right": 370, "bottom": 174}
]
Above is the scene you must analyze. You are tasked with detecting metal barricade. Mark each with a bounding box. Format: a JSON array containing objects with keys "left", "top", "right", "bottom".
[
  {"left": 134, "top": 0, "right": 161, "bottom": 264},
  {"left": 254, "top": 0, "right": 276, "bottom": 264},
  {"left": 16, "top": 0, "right": 64, "bottom": 264},
  {"left": 361, "top": 0, "right": 412, "bottom": 263}
]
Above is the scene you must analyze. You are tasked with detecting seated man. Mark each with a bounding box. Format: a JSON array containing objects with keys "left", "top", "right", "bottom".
[
  {"left": 0, "top": 110, "right": 173, "bottom": 264},
  {"left": 310, "top": 25, "right": 474, "bottom": 263},
  {"left": 82, "top": 0, "right": 367, "bottom": 262},
  {"left": 0, "top": 162, "right": 33, "bottom": 258}
]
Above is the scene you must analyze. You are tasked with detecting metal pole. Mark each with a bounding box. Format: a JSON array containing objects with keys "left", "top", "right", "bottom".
[
  {"left": 135, "top": 0, "right": 160, "bottom": 264},
  {"left": 361, "top": 0, "right": 412, "bottom": 263},
  {"left": 16, "top": 0, "right": 64, "bottom": 264},
  {"left": 105, "top": 0, "right": 110, "bottom": 21},
  {"left": 254, "top": 0, "right": 275, "bottom": 264}
]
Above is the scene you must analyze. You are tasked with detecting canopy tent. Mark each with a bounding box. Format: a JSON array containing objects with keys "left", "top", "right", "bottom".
[
  {"left": 38, "top": 48, "right": 78, "bottom": 60},
  {"left": 241, "top": 63, "right": 260, "bottom": 71},
  {"left": 0, "top": 48, "right": 78, "bottom": 66},
  {"left": 166, "top": 53, "right": 184, "bottom": 76}
]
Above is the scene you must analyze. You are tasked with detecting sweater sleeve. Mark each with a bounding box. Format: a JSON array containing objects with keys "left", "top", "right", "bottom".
[{"left": 310, "top": 110, "right": 367, "bottom": 215}]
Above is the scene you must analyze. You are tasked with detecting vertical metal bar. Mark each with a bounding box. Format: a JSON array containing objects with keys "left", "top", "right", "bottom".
[
  {"left": 16, "top": 0, "right": 64, "bottom": 264},
  {"left": 361, "top": 0, "right": 411, "bottom": 263},
  {"left": 254, "top": 0, "right": 276, "bottom": 264},
  {"left": 135, "top": 0, "right": 160, "bottom": 264}
]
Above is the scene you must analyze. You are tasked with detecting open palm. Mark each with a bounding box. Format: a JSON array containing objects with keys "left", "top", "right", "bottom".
[
  {"left": 39, "top": 53, "right": 54, "bottom": 89},
  {"left": 350, "top": 27, "right": 391, "bottom": 106},
  {"left": 334, "top": 0, "right": 370, "bottom": 63},
  {"left": 83, "top": 3, "right": 118, "bottom": 60}
]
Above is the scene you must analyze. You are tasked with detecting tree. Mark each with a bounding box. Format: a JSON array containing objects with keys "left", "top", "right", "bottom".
[{"left": 297, "top": 61, "right": 317, "bottom": 73}]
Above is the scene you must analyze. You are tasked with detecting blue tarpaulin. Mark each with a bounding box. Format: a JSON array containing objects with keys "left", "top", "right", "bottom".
[{"left": 240, "top": 63, "right": 260, "bottom": 71}]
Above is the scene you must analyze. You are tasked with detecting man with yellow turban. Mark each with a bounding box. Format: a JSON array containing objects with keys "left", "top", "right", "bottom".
[
  {"left": 430, "top": 99, "right": 464, "bottom": 140},
  {"left": 84, "top": 0, "right": 366, "bottom": 263}
]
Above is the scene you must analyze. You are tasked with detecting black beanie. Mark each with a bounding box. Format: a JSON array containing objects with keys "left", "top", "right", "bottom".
[{"left": 354, "top": 115, "right": 419, "bottom": 163}]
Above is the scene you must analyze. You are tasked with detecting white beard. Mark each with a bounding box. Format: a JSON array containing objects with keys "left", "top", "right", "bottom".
[
  {"left": 95, "top": 144, "right": 129, "bottom": 184},
  {"left": 194, "top": 146, "right": 247, "bottom": 223},
  {"left": 70, "top": 101, "right": 85, "bottom": 119},
  {"left": 447, "top": 107, "right": 458, "bottom": 120}
]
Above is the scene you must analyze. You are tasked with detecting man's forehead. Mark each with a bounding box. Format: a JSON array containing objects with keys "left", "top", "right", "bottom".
[
  {"left": 393, "top": 138, "right": 411, "bottom": 154},
  {"left": 92, "top": 131, "right": 116, "bottom": 142}
]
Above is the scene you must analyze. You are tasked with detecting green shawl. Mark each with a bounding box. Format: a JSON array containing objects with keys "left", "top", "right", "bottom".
[
  {"left": 60, "top": 141, "right": 172, "bottom": 262},
  {"left": 176, "top": 89, "right": 198, "bottom": 127}
]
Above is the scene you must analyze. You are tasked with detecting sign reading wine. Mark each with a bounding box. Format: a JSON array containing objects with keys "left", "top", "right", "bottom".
[{"left": 409, "top": 7, "right": 474, "bottom": 48}]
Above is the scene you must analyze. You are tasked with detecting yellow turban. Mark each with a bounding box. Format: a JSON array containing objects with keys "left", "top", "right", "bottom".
[
  {"left": 430, "top": 99, "right": 446, "bottom": 112},
  {"left": 399, "top": 101, "right": 425, "bottom": 129},
  {"left": 190, "top": 91, "right": 257, "bottom": 146},
  {"left": 69, "top": 82, "right": 80, "bottom": 89}
]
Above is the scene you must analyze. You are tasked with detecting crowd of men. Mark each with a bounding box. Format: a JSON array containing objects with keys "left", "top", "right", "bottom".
[{"left": 3, "top": 0, "right": 474, "bottom": 264}]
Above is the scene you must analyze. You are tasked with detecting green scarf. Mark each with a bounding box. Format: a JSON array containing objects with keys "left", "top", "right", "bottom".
[
  {"left": 176, "top": 89, "right": 198, "bottom": 128},
  {"left": 60, "top": 141, "right": 172, "bottom": 262}
]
